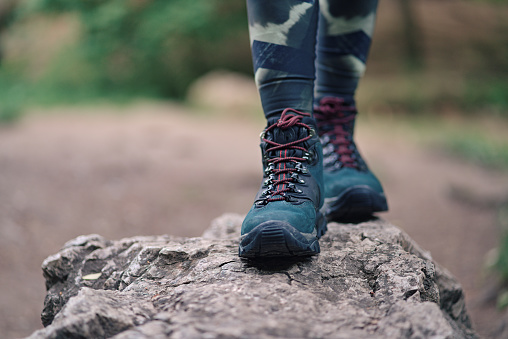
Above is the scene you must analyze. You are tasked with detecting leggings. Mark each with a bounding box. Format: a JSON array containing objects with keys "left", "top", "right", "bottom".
[{"left": 247, "top": 0, "right": 378, "bottom": 119}]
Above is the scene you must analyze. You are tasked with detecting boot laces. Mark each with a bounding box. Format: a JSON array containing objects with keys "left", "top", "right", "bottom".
[
  {"left": 314, "top": 97, "right": 358, "bottom": 169},
  {"left": 258, "top": 108, "right": 314, "bottom": 204}
]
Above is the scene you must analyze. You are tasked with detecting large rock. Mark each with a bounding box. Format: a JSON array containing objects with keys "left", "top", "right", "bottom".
[{"left": 29, "top": 214, "right": 477, "bottom": 338}]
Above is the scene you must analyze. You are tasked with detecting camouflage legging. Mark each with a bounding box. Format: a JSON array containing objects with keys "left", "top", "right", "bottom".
[{"left": 247, "top": 0, "right": 378, "bottom": 119}]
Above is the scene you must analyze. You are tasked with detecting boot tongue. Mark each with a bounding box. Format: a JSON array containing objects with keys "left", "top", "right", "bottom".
[
  {"left": 272, "top": 125, "right": 301, "bottom": 144},
  {"left": 265, "top": 118, "right": 308, "bottom": 159}
]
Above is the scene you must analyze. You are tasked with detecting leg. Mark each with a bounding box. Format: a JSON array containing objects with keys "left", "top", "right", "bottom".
[
  {"left": 314, "top": 0, "right": 388, "bottom": 222},
  {"left": 240, "top": 0, "right": 326, "bottom": 258},
  {"left": 315, "top": 0, "right": 378, "bottom": 105},
  {"left": 247, "top": 0, "right": 319, "bottom": 119}
]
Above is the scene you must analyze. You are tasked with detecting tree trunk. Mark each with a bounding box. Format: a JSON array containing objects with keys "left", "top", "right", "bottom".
[
  {"left": 398, "top": 0, "right": 424, "bottom": 70},
  {"left": 0, "top": 0, "right": 16, "bottom": 64}
]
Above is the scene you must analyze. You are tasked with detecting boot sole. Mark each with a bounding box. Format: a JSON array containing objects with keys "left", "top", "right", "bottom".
[
  {"left": 322, "top": 185, "right": 388, "bottom": 223},
  {"left": 239, "top": 213, "right": 327, "bottom": 258}
]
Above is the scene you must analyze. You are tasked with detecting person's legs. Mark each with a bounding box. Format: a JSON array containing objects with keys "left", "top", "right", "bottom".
[
  {"left": 315, "top": 0, "right": 378, "bottom": 105},
  {"left": 314, "top": 0, "right": 388, "bottom": 222},
  {"left": 247, "top": 0, "right": 319, "bottom": 119},
  {"left": 240, "top": 0, "right": 326, "bottom": 258}
]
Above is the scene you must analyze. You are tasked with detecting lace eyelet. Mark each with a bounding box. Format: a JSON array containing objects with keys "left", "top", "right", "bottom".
[
  {"left": 256, "top": 199, "right": 268, "bottom": 206},
  {"left": 263, "top": 176, "right": 274, "bottom": 186},
  {"left": 290, "top": 172, "right": 305, "bottom": 184},
  {"left": 295, "top": 163, "right": 308, "bottom": 174},
  {"left": 264, "top": 163, "right": 275, "bottom": 175},
  {"left": 303, "top": 149, "right": 317, "bottom": 163},
  {"left": 288, "top": 183, "right": 302, "bottom": 193}
]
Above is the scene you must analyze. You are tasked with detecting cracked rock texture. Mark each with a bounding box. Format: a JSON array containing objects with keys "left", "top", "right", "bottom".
[{"left": 29, "top": 214, "right": 477, "bottom": 338}]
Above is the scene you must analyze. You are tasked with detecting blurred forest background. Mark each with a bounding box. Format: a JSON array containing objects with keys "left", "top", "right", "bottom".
[
  {"left": 0, "top": 0, "right": 507, "bottom": 165},
  {"left": 1, "top": 0, "right": 508, "bottom": 338}
]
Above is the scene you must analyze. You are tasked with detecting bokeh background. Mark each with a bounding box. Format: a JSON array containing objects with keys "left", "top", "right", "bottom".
[{"left": 1, "top": 0, "right": 508, "bottom": 337}]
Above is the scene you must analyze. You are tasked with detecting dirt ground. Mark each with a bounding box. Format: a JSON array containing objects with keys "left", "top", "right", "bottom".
[{"left": 1, "top": 101, "right": 508, "bottom": 338}]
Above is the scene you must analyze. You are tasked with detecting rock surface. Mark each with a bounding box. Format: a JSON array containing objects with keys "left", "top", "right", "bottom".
[{"left": 29, "top": 214, "right": 477, "bottom": 338}]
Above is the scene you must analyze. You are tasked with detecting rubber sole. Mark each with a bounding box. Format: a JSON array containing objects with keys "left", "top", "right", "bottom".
[
  {"left": 321, "top": 185, "right": 388, "bottom": 223},
  {"left": 239, "top": 213, "right": 327, "bottom": 258}
]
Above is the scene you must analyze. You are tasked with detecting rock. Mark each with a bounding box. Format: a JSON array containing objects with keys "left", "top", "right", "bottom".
[{"left": 28, "top": 214, "right": 478, "bottom": 338}]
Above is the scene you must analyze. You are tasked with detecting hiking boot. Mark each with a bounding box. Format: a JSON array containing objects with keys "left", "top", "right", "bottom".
[
  {"left": 239, "top": 108, "right": 327, "bottom": 258},
  {"left": 314, "top": 97, "right": 388, "bottom": 222}
]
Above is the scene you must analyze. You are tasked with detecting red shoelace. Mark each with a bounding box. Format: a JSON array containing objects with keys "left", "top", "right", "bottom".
[
  {"left": 314, "top": 97, "right": 358, "bottom": 169},
  {"left": 261, "top": 108, "right": 313, "bottom": 203}
]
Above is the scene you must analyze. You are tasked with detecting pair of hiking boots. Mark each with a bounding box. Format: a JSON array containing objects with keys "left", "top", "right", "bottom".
[{"left": 239, "top": 97, "right": 388, "bottom": 258}]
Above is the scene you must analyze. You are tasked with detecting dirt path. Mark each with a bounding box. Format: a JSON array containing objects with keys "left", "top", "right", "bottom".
[{"left": 1, "top": 102, "right": 507, "bottom": 338}]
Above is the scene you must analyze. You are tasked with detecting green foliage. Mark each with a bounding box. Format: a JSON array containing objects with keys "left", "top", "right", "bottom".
[
  {"left": 462, "top": 17, "right": 508, "bottom": 115},
  {"left": 496, "top": 204, "right": 508, "bottom": 283},
  {"left": 0, "top": 104, "right": 21, "bottom": 124},
  {"left": 444, "top": 133, "right": 508, "bottom": 170},
  {"left": 4, "top": 0, "right": 250, "bottom": 104},
  {"left": 462, "top": 77, "right": 508, "bottom": 117},
  {"left": 497, "top": 289, "right": 508, "bottom": 309}
]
